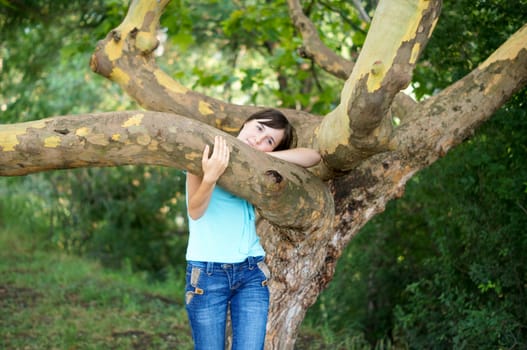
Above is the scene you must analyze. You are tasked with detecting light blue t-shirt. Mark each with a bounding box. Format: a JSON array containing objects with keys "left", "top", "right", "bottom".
[{"left": 186, "top": 185, "right": 265, "bottom": 263}]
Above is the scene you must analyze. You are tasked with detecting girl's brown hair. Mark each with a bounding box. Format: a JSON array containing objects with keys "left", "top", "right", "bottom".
[{"left": 243, "top": 109, "right": 294, "bottom": 151}]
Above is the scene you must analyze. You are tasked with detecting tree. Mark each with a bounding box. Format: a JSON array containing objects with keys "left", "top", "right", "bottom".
[{"left": 1, "top": 0, "right": 526, "bottom": 348}]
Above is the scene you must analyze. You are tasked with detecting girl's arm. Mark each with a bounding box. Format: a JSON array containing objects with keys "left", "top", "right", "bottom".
[
  {"left": 187, "top": 136, "right": 230, "bottom": 220},
  {"left": 268, "top": 147, "right": 321, "bottom": 168}
]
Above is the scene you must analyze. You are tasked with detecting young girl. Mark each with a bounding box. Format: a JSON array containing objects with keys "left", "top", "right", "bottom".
[{"left": 185, "top": 109, "right": 320, "bottom": 350}]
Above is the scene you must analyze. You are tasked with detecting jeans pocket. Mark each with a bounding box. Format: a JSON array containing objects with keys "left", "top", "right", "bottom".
[
  {"left": 185, "top": 266, "right": 204, "bottom": 305},
  {"left": 256, "top": 261, "right": 271, "bottom": 286}
]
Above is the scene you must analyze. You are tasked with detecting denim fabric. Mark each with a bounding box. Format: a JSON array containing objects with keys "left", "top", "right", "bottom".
[{"left": 185, "top": 256, "right": 270, "bottom": 350}]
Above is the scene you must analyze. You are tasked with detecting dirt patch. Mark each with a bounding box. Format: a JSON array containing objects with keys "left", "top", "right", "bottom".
[
  {"left": 142, "top": 292, "right": 180, "bottom": 306},
  {"left": 0, "top": 284, "right": 42, "bottom": 310},
  {"left": 112, "top": 329, "right": 183, "bottom": 349}
]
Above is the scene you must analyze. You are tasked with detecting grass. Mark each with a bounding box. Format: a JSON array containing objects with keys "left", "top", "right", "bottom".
[
  {"left": 0, "top": 224, "right": 371, "bottom": 350},
  {"left": 0, "top": 227, "right": 192, "bottom": 350}
]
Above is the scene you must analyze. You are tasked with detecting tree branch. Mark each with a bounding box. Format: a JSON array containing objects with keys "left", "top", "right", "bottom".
[
  {"left": 89, "top": 0, "right": 251, "bottom": 133},
  {"left": 0, "top": 111, "right": 333, "bottom": 234},
  {"left": 392, "top": 24, "right": 527, "bottom": 167},
  {"left": 351, "top": 0, "right": 371, "bottom": 22},
  {"left": 288, "top": 0, "right": 417, "bottom": 129},
  {"left": 287, "top": 0, "right": 353, "bottom": 80},
  {"left": 320, "top": 23, "right": 527, "bottom": 281},
  {"left": 317, "top": 0, "right": 441, "bottom": 171}
]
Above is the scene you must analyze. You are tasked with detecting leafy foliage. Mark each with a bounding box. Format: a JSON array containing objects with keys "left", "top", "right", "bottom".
[
  {"left": 48, "top": 167, "right": 188, "bottom": 276},
  {"left": 0, "top": 0, "right": 131, "bottom": 122},
  {"left": 157, "top": 0, "right": 362, "bottom": 114},
  {"left": 393, "top": 101, "right": 527, "bottom": 348},
  {"left": 1, "top": 0, "right": 186, "bottom": 278},
  {"left": 412, "top": 0, "right": 527, "bottom": 99}
]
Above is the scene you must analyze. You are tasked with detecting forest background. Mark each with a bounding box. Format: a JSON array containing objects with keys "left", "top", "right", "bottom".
[{"left": 1, "top": 0, "right": 526, "bottom": 349}]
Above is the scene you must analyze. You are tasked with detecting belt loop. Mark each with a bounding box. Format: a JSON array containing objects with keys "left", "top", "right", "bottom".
[
  {"left": 206, "top": 261, "right": 214, "bottom": 274},
  {"left": 248, "top": 256, "right": 255, "bottom": 269}
]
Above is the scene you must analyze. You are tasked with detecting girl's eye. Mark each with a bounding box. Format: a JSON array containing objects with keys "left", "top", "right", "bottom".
[{"left": 267, "top": 138, "right": 274, "bottom": 145}]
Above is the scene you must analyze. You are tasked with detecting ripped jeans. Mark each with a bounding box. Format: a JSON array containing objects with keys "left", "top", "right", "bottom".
[{"left": 184, "top": 256, "right": 270, "bottom": 350}]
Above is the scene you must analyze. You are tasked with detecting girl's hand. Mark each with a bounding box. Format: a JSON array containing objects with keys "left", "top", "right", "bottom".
[
  {"left": 202, "top": 136, "right": 230, "bottom": 184},
  {"left": 186, "top": 136, "right": 230, "bottom": 220}
]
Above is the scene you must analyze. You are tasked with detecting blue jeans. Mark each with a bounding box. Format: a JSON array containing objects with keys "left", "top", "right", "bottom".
[{"left": 185, "top": 256, "right": 270, "bottom": 350}]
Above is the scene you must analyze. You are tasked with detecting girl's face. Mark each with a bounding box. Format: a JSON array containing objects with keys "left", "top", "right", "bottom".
[{"left": 237, "top": 119, "right": 285, "bottom": 152}]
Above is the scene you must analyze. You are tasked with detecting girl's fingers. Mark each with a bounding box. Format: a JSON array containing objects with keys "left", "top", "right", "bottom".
[
  {"left": 212, "top": 136, "right": 221, "bottom": 158},
  {"left": 202, "top": 145, "right": 210, "bottom": 168},
  {"left": 212, "top": 136, "right": 229, "bottom": 162},
  {"left": 203, "top": 144, "right": 210, "bottom": 158},
  {"left": 201, "top": 137, "right": 230, "bottom": 182},
  {"left": 221, "top": 138, "right": 228, "bottom": 160}
]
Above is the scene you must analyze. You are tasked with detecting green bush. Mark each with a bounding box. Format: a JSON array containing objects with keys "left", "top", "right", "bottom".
[
  {"left": 1, "top": 166, "right": 189, "bottom": 278},
  {"left": 47, "top": 166, "right": 189, "bottom": 277}
]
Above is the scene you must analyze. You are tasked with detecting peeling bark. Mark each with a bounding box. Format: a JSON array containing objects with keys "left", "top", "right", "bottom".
[
  {"left": 317, "top": 0, "right": 442, "bottom": 171},
  {"left": 392, "top": 24, "right": 527, "bottom": 159}
]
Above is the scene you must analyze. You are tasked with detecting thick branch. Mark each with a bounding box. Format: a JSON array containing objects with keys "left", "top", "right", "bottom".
[
  {"left": 287, "top": 0, "right": 417, "bottom": 119},
  {"left": 0, "top": 111, "right": 332, "bottom": 234},
  {"left": 89, "top": 0, "right": 248, "bottom": 132},
  {"left": 317, "top": 0, "right": 441, "bottom": 171},
  {"left": 317, "top": 24, "right": 527, "bottom": 306},
  {"left": 391, "top": 24, "right": 527, "bottom": 165}
]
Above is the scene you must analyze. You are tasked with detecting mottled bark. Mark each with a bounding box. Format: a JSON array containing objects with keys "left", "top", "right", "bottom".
[
  {"left": 317, "top": 0, "right": 442, "bottom": 171},
  {"left": 0, "top": 111, "right": 332, "bottom": 232},
  {"left": 287, "top": 0, "right": 419, "bottom": 122}
]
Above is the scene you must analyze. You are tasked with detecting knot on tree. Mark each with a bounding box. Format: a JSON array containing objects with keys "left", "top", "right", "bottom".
[
  {"left": 54, "top": 129, "right": 70, "bottom": 135},
  {"left": 264, "top": 170, "right": 286, "bottom": 192},
  {"left": 134, "top": 31, "right": 159, "bottom": 55},
  {"left": 89, "top": 47, "right": 113, "bottom": 77},
  {"left": 371, "top": 60, "right": 384, "bottom": 76},
  {"left": 265, "top": 170, "right": 283, "bottom": 184},
  {"left": 297, "top": 46, "right": 310, "bottom": 59},
  {"left": 111, "top": 30, "right": 121, "bottom": 42}
]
